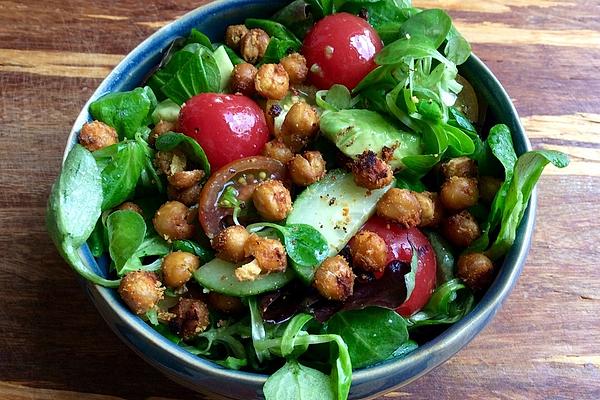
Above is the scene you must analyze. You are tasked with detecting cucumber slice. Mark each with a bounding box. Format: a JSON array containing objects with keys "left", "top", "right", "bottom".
[
  {"left": 193, "top": 258, "right": 294, "bottom": 297},
  {"left": 213, "top": 45, "right": 234, "bottom": 91},
  {"left": 151, "top": 99, "right": 180, "bottom": 124},
  {"left": 266, "top": 85, "right": 317, "bottom": 135},
  {"left": 286, "top": 169, "right": 393, "bottom": 256}
]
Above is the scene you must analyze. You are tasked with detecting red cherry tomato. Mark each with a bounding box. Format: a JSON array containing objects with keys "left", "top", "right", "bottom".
[
  {"left": 359, "top": 216, "right": 437, "bottom": 317},
  {"left": 179, "top": 93, "right": 269, "bottom": 170},
  {"left": 302, "top": 12, "right": 383, "bottom": 90}
]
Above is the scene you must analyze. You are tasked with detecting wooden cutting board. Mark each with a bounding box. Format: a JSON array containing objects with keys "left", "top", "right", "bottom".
[{"left": 0, "top": 0, "right": 598, "bottom": 398}]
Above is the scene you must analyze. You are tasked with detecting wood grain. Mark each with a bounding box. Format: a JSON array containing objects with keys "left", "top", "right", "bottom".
[{"left": 0, "top": 0, "right": 599, "bottom": 399}]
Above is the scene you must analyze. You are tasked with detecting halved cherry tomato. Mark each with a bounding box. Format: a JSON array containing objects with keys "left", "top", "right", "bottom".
[
  {"left": 302, "top": 12, "right": 383, "bottom": 90},
  {"left": 198, "top": 156, "right": 287, "bottom": 238},
  {"left": 358, "top": 216, "right": 437, "bottom": 316},
  {"left": 179, "top": 93, "right": 270, "bottom": 170}
]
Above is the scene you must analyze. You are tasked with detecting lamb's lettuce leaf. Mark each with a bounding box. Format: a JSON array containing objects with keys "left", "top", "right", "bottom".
[{"left": 89, "top": 86, "right": 157, "bottom": 139}]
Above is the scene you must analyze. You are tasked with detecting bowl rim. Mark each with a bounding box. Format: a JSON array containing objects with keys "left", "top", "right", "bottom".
[{"left": 63, "top": 0, "right": 535, "bottom": 392}]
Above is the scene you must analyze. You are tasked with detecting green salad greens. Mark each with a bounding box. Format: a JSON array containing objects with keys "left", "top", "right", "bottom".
[{"left": 47, "top": 1, "right": 568, "bottom": 399}]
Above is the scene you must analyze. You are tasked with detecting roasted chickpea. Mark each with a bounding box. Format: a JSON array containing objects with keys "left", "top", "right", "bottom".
[
  {"left": 255, "top": 63, "right": 289, "bottom": 100},
  {"left": 79, "top": 120, "right": 118, "bottom": 152},
  {"left": 376, "top": 188, "right": 421, "bottom": 228},
  {"left": 262, "top": 139, "right": 294, "bottom": 164},
  {"left": 155, "top": 150, "right": 187, "bottom": 176},
  {"left": 414, "top": 191, "right": 443, "bottom": 227},
  {"left": 207, "top": 292, "right": 244, "bottom": 314},
  {"left": 279, "top": 102, "right": 320, "bottom": 152},
  {"left": 314, "top": 256, "right": 355, "bottom": 301},
  {"left": 167, "top": 169, "right": 205, "bottom": 190},
  {"left": 244, "top": 234, "right": 287, "bottom": 273},
  {"left": 167, "top": 183, "right": 202, "bottom": 207},
  {"left": 288, "top": 151, "right": 326, "bottom": 186},
  {"left": 149, "top": 120, "right": 177, "bottom": 145},
  {"left": 225, "top": 24, "right": 249, "bottom": 50},
  {"left": 118, "top": 271, "right": 164, "bottom": 315},
  {"left": 349, "top": 231, "right": 388, "bottom": 273},
  {"left": 280, "top": 53, "right": 308, "bottom": 84},
  {"left": 212, "top": 225, "right": 251, "bottom": 263},
  {"left": 230, "top": 63, "right": 258, "bottom": 96},
  {"left": 440, "top": 176, "right": 479, "bottom": 211},
  {"left": 169, "top": 298, "right": 210, "bottom": 340},
  {"left": 441, "top": 157, "right": 478, "bottom": 179},
  {"left": 116, "top": 201, "right": 143, "bottom": 215},
  {"left": 240, "top": 28, "right": 270, "bottom": 63},
  {"left": 161, "top": 251, "right": 200, "bottom": 289},
  {"left": 441, "top": 210, "right": 481, "bottom": 247},
  {"left": 479, "top": 176, "right": 503, "bottom": 203},
  {"left": 457, "top": 253, "right": 495, "bottom": 292},
  {"left": 153, "top": 201, "right": 195, "bottom": 241},
  {"left": 252, "top": 179, "right": 292, "bottom": 221},
  {"left": 351, "top": 150, "right": 394, "bottom": 190}
]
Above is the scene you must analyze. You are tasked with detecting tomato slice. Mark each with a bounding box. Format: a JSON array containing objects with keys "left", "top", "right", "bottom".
[
  {"left": 358, "top": 216, "right": 437, "bottom": 316},
  {"left": 198, "top": 156, "right": 287, "bottom": 238}
]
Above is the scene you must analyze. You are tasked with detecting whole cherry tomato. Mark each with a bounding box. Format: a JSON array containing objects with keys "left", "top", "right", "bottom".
[
  {"left": 179, "top": 93, "right": 269, "bottom": 170},
  {"left": 359, "top": 216, "right": 437, "bottom": 316},
  {"left": 302, "top": 12, "right": 383, "bottom": 90}
]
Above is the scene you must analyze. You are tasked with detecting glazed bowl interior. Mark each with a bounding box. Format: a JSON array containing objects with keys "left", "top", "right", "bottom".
[{"left": 67, "top": 1, "right": 534, "bottom": 399}]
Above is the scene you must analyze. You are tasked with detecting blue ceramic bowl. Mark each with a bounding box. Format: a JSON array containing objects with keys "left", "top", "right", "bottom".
[{"left": 65, "top": 1, "right": 534, "bottom": 399}]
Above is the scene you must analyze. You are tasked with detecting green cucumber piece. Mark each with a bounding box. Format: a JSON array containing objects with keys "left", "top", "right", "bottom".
[
  {"left": 151, "top": 99, "right": 180, "bottom": 124},
  {"left": 267, "top": 85, "right": 317, "bottom": 136},
  {"left": 286, "top": 169, "right": 394, "bottom": 256},
  {"left": 213, "top": 45, "right": 234, "bottom": 91},
  {"left": 193, "top": 258, "right": 294, "bottom": 297}
]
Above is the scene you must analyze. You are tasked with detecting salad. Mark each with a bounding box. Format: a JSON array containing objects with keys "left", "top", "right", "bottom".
[{"left": 47, "top": 1, "right": 569, "bottom": 399}]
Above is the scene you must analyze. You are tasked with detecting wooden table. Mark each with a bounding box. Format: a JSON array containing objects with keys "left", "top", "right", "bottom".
[{"left": 1, "top": 0, "right": 599, "bottom": 398}]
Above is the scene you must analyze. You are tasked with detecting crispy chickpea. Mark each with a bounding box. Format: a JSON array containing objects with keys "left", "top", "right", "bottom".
[
  {"left": 441, "top": 157, "right": 478, "bottom": 179},
  {"left": 161, "top": 251, "right": 200, "bottom": 289},
  {"left": 207, "top": 292, "right": 244, "bottom": 314},
  {"left": 118, "top": 271, "right": 164, "bottom": 315},
  {"left": 212, "top": 225, "right": 250, "bottom": 263},
  {"left": 230, "top": 63, "right": 258, "bottom": 96},
  {"left": 155, "top": 150, "right": 187, "bottom": 176},
  {"left": 169, "top": 298, "right": 210, "bottom": 340},
  {"left": 252, "top": 179, "right": 292, "bottom": 221},
  {"left": 440, "top": 176, "right": 479, "bottom": 211},
  {"left": 116, "top": 201, "right": 143, "bottom": 215},
  {"left": 262, "top": 139, "right": 294, "bottom": 164},
  {"left": 244, "top": 234, "right": 287, "bottom": 273},
  {"left": 167, "top": 183, "right": 202, "bottom": 207},
  {"left": 225, "top": 24, "right": 249, "bottom": 50},
  {"left": 280, "top": 53, "right": 308, "bottom": 84},
  {"left": 349, "top": 231, "right": 388, "bottom": 273},
  {"left": 288, "top": 151, "right": 326, "bottom": 186},
  {"left": 153, "top": 201, "right": 195, "bottom": 241},
  {"left": 255, "top": 63, "right": 289, "bottom": 100},
  {"left": 376, "top": 188, "right": 421, "bottom": 228},
  {"left": 149, "top": 120, "right": 177, "bottom": 145},
  {"left": 441, "top": 210, "right": 481, "bottom": 247},
  {"left": 314, "top": 256, "right": 355, "bottom": 301},
  {"left": 414, "top": 191, "right": 443, "bottom": 227},
  {"left": 79, "top": 120, "right": 118, "bottom": 152},
  {"left": 240, "top": 28, "right": 270, "bottom": 63},
  {"left": 351, "top": 150, "right": 394, "bottom": 190},
  {"left": 167, "top": 169, "right": 205, "bottom": 190},
  {"left": 457, "top": 253, "right": 495, "bottom": 292},
  {"left": 279, "top": 102, "right": 319, "bottom": 152},
  {"left": 479, "top": 176, "right": 503, "bottom": 203}
]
